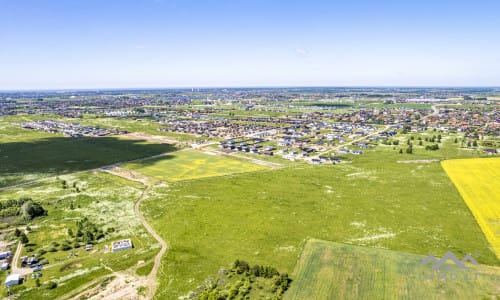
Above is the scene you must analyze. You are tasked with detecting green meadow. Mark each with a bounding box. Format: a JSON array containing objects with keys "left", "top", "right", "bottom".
[
  {"left": 141, "top": 148, "right": 498, "bottom": 299},
  {"left": 122, "top": 150, "right": 268, "bottom": 182},
  {"left": 285, "top": 239, "right": 500, "bottom": 300},
  {"left": 0, "top": 116, "right": 176, "bottom": 187}
]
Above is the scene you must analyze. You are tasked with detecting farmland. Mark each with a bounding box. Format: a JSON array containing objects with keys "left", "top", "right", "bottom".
[
  {"left": 141, "top": 149, "right": 498, "bottom": 299},
  {"left": 442, "top": 158, "right": 500, "bottom": 258},
  {"left": 122, "top": 150, "right": 268, "bottom": 182},
  {"left": 285, "top": 238, "right": 500, "bottom": 299}
]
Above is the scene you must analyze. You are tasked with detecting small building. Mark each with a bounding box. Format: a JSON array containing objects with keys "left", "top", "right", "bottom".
[
  {"left": 85, "top": 244, "right": 93, "bottom": 251},
  {"left": 5, "top": 274, "right": 20, "bottom": 287},
  {"left": 1, "top": 262, "right": 9, "bottom": 270},
  {"left": 21, "top": 256, "right": 38, "bottom": 267},
  {"left": 311, "top": 158, "right": 322, "bottom": 165},
  {"left": 111, "top": 239, "right": 133, "bottom": 252}
]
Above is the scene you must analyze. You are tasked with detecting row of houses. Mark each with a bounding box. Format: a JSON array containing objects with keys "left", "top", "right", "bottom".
[
  {"left": 20, "top": 120, "right": 128, "bottom": 137},
  {"left": 159, "top": 120, "right": 280, "bottom": 139}
]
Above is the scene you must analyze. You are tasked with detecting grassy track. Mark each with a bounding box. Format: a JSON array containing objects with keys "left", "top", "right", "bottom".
[
  {"left": 285, "top": 239, "right": 500, "bottom": 300},
  {"left": 442, "top": 157, "right": 500, "bottom": 258}
]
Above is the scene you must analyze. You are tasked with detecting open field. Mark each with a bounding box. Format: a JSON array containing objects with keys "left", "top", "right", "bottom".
[
  {"left": 442, "top": 158, "right": 500, "bottom": 258},
  {"left": 0, "top": 171, "right": 158, "bottom": 299},
  {"left": 0, "top": 117, "right": 176, "bottom": 187},
  {"left": 285, "top": 238, "right": 500, "bottom": 300},
  {"left": 123, "top": 150, "right": 268, "bottom": 182},
  {"left": 141, "top": 149, "right": 498, "bottom": 299}
]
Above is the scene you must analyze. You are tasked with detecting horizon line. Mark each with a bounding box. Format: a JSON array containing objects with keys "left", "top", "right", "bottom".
[{"left": 1, "top": 84, "right": 500, "bottom": 93}]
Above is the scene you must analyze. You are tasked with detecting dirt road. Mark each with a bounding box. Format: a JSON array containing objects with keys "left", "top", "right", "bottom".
[{"left": 134, "top": 186, "right": 167, "bottom": 299}]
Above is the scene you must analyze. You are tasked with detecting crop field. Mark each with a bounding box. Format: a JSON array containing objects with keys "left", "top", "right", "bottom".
[
  {"left": 122, "top": 150, "right": 268, "bottom": 182},
  {"left": 141, "top": 150, "right": 498, "bottom": 299},
  {"left": 0, "top": 172, "right": 158, "bottom": 299},
  {"left": 442, "top": 158, "right": 500, "bottom": 258},
  {"left": 285, "top": 239, "right": 500, "bottom": 300}
]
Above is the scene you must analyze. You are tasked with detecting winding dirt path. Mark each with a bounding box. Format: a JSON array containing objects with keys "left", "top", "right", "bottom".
[{"left": 134, "top": 185, "right": 167, "bottom": 300}]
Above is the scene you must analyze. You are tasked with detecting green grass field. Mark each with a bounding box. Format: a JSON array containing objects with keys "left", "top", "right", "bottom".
[
  {"left": 0, "top": 172, "right": 158, "bottom": 299},
  {"left": 141, "top": 149, "right": 498, "bottom": 299},
  {"left": 285, "top": 239, "right": 500, "bottom": 300},
  {"left": 122, "top": 150, "right": 268, "bottom": 182},
  {"left": 0, "top": 116, "right": 176, "bottom": 187}
]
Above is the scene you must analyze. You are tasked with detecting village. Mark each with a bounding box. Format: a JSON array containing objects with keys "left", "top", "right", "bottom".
[{"left": 1, "top": 236, "right": 134, "bottom": 291}]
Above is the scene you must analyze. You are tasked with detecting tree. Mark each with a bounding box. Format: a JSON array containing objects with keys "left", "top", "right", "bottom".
[
  {"left": 61, "top": 180, "right": 68, "bottom": 189},
  {"left": 472, "top": 140, "right": 478, "bottom": 147},
  {"left": 20, "top": 232, "right": 29, "bottom": 245},
  {"left": 21, "top": 200, "right": 47, "bottom": 221},
  {"left": 399, "top": 149, "right": 403, "bottom": 154},
  {"left": 454, "top": 137, "right": 458, "bottom": 143},
  {"left": 35, "top": 278, "right": 41, "bottom": 287},
  {"left": 46, "top": 281, "right": 57, "bottom": 289},
  {"left": 14, "top": 228, "right": 21, "bottom": 237},
  {"left": 405, "top": 144, "right": 413, "bottom": 154},
  {"left": 67, "top": 228, "right": 74, "bottom": 237}
]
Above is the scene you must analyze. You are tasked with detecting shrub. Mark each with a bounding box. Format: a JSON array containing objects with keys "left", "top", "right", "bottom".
[{"left": 46, "top": 281, "right": 57, "bottom": 289}]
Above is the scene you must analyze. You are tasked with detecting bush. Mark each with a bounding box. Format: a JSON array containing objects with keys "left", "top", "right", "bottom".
[
  {"left": 46, "top": 281, "right": 57, "bottom": 289},
  {"left": 60, "top": 243, "right": 72, "bottom": 251}
]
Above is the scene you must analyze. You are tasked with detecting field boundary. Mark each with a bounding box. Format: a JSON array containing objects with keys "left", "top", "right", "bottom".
[{"left": 441, "top": 158, "right": 500, "bottom": 259}]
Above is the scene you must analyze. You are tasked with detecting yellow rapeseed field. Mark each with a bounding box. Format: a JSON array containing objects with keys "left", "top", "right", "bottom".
[{"left": 442, "top": 157, "right": 500, "bottom": 258}]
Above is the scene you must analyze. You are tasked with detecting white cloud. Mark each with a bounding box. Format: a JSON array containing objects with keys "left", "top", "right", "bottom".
[{"left": 294, "top": 48, "right": 308, "bottom": 57}]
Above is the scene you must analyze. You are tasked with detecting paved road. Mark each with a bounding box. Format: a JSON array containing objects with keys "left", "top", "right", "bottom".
[
  {"left": 314, "top": 106, "right": 440, "bottom": 159},
  {"left": 314, "top": 124, "right": 393, "bottom": 158}
]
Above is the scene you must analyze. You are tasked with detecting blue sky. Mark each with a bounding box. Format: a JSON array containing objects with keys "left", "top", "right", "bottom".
[{"left": 1, "top": 0, "right": 499, "bottom": 89}]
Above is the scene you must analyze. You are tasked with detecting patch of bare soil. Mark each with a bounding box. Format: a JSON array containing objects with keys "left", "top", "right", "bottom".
[
  {"left": 102, "top": 167, "right": 159, "bottom": 185},
  {"left": 120, "top": 132, "right": 180, "bottom": 145},
  {"left": 397, "top": 159, "right": 439, "bottom": 164},
  {"left": 71, "top": 271, "right": 148, "bottom": 300}
]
